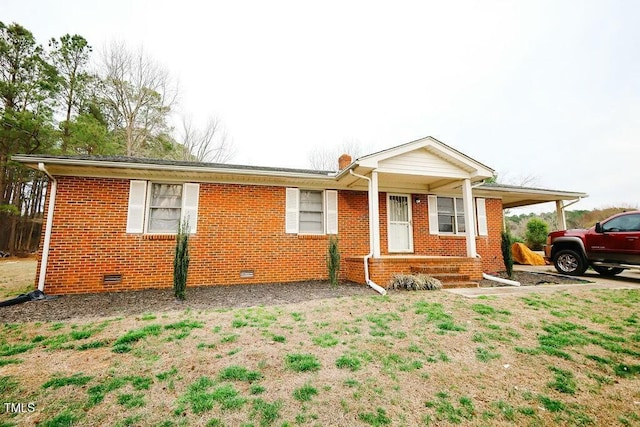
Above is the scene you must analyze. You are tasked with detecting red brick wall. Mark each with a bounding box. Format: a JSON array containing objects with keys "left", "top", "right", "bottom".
[
  {"left": 38, "top": 178, "right": 375, "bottom": 294},
  {"left": 37, "top": 177, "right": 504, "bottom": 294}
]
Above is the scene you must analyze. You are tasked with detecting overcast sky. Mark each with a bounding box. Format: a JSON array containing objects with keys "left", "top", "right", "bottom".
[{"left": 5, "top": 0, "right": 639, "bottom": 212}]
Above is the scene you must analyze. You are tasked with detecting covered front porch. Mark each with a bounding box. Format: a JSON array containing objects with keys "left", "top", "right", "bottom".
[
  {"left": 336, "top": 137, "right": 494, "bottom": 289},
  {"left": 335, "top": 137, "right": 587, "bottom": 290}
]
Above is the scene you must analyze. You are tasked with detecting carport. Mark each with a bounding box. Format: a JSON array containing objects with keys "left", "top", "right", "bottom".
[{"left": 473, "top": 182, "right": 588, "bottom": 230}]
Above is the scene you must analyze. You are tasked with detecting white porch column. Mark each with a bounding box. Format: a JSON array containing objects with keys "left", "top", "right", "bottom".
[
  {"left": 371, "top": 170, "right": 381, "bottom": 258},
  {"left": 462, "top": 178, "right": 477, "bottom": 258},
  {"left": 555, "top": 200, "right": 567, "bottom": 230}
]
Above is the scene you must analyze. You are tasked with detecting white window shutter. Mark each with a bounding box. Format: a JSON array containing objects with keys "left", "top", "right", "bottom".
[
  {"left": 326, "top": 190, "right": 338, "bottom": 234},
  {"left": 285, "top": 188, "right": 299, "bottom": 234},
  {"left": 126, "top": 180, "right": 147, "bottom": 233},
  {"left": 476, "top": 198, "right": 488, "bottom": 236},
  {"left": 181, "top": 183, "right": 200, "bottom": 234},
  {"left": 428, "top": 195, "right": 439, "bottom": 234}
]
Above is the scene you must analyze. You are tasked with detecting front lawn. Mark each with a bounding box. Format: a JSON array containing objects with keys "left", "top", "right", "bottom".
[{"left": 2, "top": 288, "right": 640, "bottom": 426}]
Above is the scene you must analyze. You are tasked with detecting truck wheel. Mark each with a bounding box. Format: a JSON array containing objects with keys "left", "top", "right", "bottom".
[
  {"left": 554, "top": 249, "right": 587, "bottom": 275},
  {"left": 592, "top": 266, "right": 625, "bottom": 276}
]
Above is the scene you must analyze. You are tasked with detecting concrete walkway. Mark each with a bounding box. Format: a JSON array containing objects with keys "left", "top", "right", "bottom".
[{"left": 446, "top": 264, "right": 640, "bottom": 298}]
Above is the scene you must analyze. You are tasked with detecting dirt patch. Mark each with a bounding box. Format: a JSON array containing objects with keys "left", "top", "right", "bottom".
[
  {"left": 0, "top": 281, "right": 376, "bottom": 323},
  {"left": 480, "top": 271, "right": 590, "bottom": 287}
]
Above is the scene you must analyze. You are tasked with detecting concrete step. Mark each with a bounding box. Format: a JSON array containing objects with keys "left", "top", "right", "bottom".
[
  {"left": 441, "top": 282, "right": 479, "bottom": 289},
  {"left": 410, "top": 265, "right": 460, "bottom": 275},
  {"left": 430, "top": 273, "right": 471, "bottom": 283}
]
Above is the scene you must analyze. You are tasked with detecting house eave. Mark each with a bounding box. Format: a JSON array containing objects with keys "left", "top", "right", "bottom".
[
  {"left": 475, "top": 183, "right": 588, "bottom": 209},
  {"left": 12, "top": 155, "right": 338, "bottom": 187}
]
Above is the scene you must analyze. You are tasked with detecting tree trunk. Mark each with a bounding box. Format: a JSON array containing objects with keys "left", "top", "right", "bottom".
[
  {"left": 8, "top": 215, "right": 17, "bottom": 256},
  {"left": 0, "top": 153, "right": 8, "bottom": 205}
]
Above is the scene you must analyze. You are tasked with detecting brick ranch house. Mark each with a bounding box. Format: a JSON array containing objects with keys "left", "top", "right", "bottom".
[{"left": 14, "top": 137, "right": 586, "bottom": 295}]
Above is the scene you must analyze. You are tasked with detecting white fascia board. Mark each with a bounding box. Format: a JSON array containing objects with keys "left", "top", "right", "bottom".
[
  {"left": 13, "top": 156, "right": 335, "bottom": 182},
  {"left": 345, "top": 136, "right": 495, "bottom": 178}
]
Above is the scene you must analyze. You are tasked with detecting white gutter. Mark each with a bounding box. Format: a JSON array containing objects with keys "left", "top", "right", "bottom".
[
  {"left": 562, "top": 197, "right": 583, "bottom": 209},
  {"left": 37, "top": 163, "right": 57, "bottom": 292},
  {"left": 13, "top": 155, "right": 334, "bottom": 180},
  {"left": 349, "top": 170, "right": 386, "bottom": 295},
  {"left": 482, "top": 272, "right": 521, "bottom": 287}
]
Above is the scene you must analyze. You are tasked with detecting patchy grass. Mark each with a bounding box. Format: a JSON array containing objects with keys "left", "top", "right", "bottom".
[
  {"left": 285, "top": 353, "right": 321, "bottom": 372},
  {"left": 42, "top": 373, "right": 93, "bottom": 389},
  {"left": 2, "top": 288, "right": 640, "bottom": 425},
  {"left": 292, "top": 383, "right": 318, "bottom": 402},
  {"left": 218, "top": 365, "right": 262, "bottom": 382},
  {"left": 0, "top": 258, "right": 36, "bottom": 297}
]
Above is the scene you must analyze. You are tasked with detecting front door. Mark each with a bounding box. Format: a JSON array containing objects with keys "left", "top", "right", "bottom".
[{"left": 387, "top": 194, "right": 413, "bottom": 253}]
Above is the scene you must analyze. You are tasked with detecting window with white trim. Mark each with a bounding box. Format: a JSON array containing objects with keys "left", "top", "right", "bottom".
[
  {"left": 299, "top": 190, "right": 324, "bottom": 234},
  {"left": 126, "top": 180, "right": 199, "bottom": 234},
  {"left": 427, "top": 195, "right": 488, "bottom": 236},
  {"left": 148, "top": 183, "right": 183, "bottom": 233},
  {"left": 285, "top": 188, "right": 338, "bottom": 235},
  {"left": 437, "top": 197, "right": 466, "bottom": 234}
]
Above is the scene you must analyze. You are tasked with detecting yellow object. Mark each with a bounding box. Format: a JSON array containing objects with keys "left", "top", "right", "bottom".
[{"left": 511, "top": 242, "right": 547, "bottom": 266}]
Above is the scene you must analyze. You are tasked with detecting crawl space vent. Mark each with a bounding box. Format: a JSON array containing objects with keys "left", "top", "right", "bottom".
[
  {"left": 103, "top": 274, "right": 122, "bottom": 285},
  {"left": 240, "top": 270, "right": 255, "bottom": 278}
]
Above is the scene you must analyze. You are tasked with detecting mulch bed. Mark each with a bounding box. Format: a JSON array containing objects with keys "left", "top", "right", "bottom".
[
  {"left": 0, "top": 281, "right": 376, "bottom": 323},
  {"left": 479, "top": 271, "right": 591, "bottom": 287},
  {"left": 1, "top": 272, "right": 590, "bottom": 323}
]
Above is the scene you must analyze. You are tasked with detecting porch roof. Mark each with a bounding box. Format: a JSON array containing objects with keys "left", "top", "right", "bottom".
[
  {"left": 474, "top": 182, "right": 588, "bottom": 208},
  {"left": 335, "top": 136, "right": 495, "bottom": 191}
]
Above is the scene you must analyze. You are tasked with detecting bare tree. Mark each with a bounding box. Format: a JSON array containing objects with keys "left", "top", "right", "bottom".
[
  {"left": 98, "top": 41, "right": 178, "bottom": 157},
  {"left": 308, "top": 139, "right": 367, "bottom": 171},
  {"left": 495, "top": 172, "right": 541, "bottom": 187},
  {"left": 173, "top": 116, "right": 234, "bottom": 163}
]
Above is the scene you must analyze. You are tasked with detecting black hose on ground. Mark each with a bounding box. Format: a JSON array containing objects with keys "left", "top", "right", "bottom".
[{"left": 0, "top": 290, "right": 51, "bottom": 307}]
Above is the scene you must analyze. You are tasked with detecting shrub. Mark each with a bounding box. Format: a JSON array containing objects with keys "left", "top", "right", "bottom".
[
  {"left": 501, "top": 231, "right": 514, "bottom": 279},
  {"left": 173, "top": 220, "right": 190, "bottom": 300},
  {"left": 525, "top": 218, "right": 549, "bottom": 250},
  {"left": 388, "top": 274, "right": 442, "bottom": 291},
  {"left": 327, "top": 236, "right": 340, "bottom": 287}
]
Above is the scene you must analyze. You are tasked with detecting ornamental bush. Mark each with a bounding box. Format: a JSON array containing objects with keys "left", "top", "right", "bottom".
[
  {"left": 327, "top": 236, "right": 340, "bottom": 287},
  {"left": 389, "top": 274, "right": 442, "bottom": 291},
  {"left": 525, "top": 218, "right": 549, "bottom": 251},
  {"left": 173, "top": 221, "right": 190, "bottom": 301},
  {"left": 501, "top": 230, "right": 514, "bottom": 279}
]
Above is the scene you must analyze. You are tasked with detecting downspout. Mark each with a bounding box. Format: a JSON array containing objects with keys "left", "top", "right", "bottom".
[
  {"left": 37, "top": 163, "right": 57, "bottom": 293},
  {"left": 349, "top": 170, "right": 386, "bottom": 295},
  {"left": 482, "top": 272, "right": 521, "bottom": 287}
]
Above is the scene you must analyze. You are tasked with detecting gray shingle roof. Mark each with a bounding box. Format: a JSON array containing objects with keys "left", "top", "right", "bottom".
[{"left": 14, "top": 154, "right": 336, "bottom": 176}]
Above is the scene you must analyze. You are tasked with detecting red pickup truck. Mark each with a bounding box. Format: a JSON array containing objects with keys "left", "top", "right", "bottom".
[{"left": 544, "top": 210, "right": 640, "bottom": 276}]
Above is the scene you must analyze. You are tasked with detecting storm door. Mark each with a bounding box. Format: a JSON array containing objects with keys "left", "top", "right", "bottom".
[{"left": 387, "top": 194, "right": 413, "bottom": 253}]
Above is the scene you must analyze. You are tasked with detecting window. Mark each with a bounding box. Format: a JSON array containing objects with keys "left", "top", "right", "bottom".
[
  {"left": 603, "top": 214, "right": 640, "bottom": 232},
  {"left": 126, "top": 180, "right": 199, "bottom": 234},
  {"left": 148, "top": 183, "right": 183, "bottom": 233},
  {"left": 285, "top": 188, "right": 338, "bottom": 235},
  {"left": 436, "top": 197, "right": 466, "bottom": 234},
  {"left": 299, "top": 190, "right": 324, "bottom": 234},
  {"left": 428, "top": 195, "right": 488, "bottom": 236}
]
